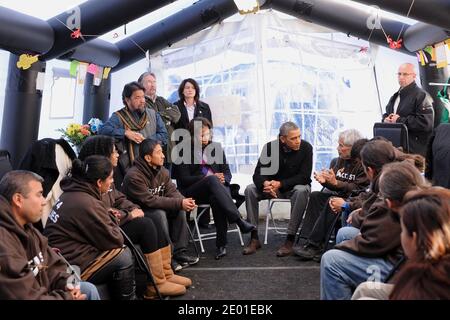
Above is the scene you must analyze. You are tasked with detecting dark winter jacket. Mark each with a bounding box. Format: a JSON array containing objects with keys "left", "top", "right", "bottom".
[
  {"left": 0, "top": 196, "right": 72, "bottom": 300},
  {"left": 173, "top": 99, "right": 212, "bottom": 131},
  {"left": 425, "top": 123, "right": 450, "bottom": 188},
  {"left": 382, "top": 82, "right": 434, "bottom": 156},
  {"left": 19, "top": 138, "right": 76, "bottom": 197},
  {"left": 122, "top": 157, "right": 184, "bottom": 211},
  {"left": 145, "top": 95, "right": 181, "bottom": 163},
  {"left": 44, "top": 177, "right": 123, "bottom": 271},
  {"left": 175, "top": 141, "right": 232, "bottom": 191},
  {"left": 321, "top": 157, "right": 369, "bottom": 198},
  {"left": 253, "top": 139, "right": 313, "bottom": 193},
  {"left": 336, "top": 197, "right": 403, "bottom": 265},
  {"left": 347, "top": 174, "right": 380, "bottom": 228}
]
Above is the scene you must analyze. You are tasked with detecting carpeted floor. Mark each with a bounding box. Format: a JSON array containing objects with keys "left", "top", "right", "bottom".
[{"left": 173, "top": 220, "right": 321, "bottom": 300}]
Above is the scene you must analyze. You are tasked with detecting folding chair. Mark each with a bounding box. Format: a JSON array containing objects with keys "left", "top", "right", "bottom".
[
  {"left": 191, "top": 204, "right": 244, "bottom": 253},
  {"left": 264, "top": 198, "right": 291, "bottom": 245},
  {"left": 119, "top": 228, "right": 162, "bottom": 300},
  {"left": 373, "top": 122, "right": 409, "bottom": 153}
]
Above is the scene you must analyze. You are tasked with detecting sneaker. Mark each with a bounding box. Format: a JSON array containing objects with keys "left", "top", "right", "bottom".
[
  {"left": 293, "top": 243, "right": 322, "bottom": 261},
  {"left": 174, "top": 252, "right": 199, "bottom": 267},
  {"left": 171, "top": 260, "right": 183, "bottom": 273}
]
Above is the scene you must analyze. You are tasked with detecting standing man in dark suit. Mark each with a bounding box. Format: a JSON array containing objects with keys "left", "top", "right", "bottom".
[{"left": 382, "top": 63, "right": 434, "bottom": 156}]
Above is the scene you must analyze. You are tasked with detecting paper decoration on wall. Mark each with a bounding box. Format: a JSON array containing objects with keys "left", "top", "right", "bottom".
[
  {"left": 102, "top": 67, "right": 111, "bottom": 79},
  {"left": 35, "top": 72, "right": 45, "bottom": 91},
  {"left": 417, "top": 52, "right": 426, "bottom": 66},
  {"left": 435, "top": 42, "right": 447, "bottom": 68},
  {"left": 423, "top": 46, "right": 433, "bottom": 57},
  {"left": 359, "top": 47, "right": 368, "bottom": 53},
  {"left": 366, "top": 0, "right": 412, "bottom": 51},
  {"left": 16, "top": 54, "right": 39, "bottom": 70},
  {"left": 69, "top": 60, "right": 79, "bottom": 77},
  {"left": 77, "top": 62, "right": 88, "bottom": 84},
  {"left": 70, "top": 28, "right": 82, "bottom": 39},
  {"left": 93, "top": 66, "right": 103, "bottom": 86},
  {"left": 87, "top": 63, "right": 98, "bottom": 75},
  {"left": 386, "top": 36, "right": 402, "bottom": 50}
]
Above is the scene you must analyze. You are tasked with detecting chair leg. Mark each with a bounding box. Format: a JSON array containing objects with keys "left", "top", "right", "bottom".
[
  {"left": 264, "top": 209, "right": 270, "bottom": 245},
  {"left": 236, "top": 224, "right": 244, "bottom": 246},
  {"left": 186, "top": 224, "right": 200, "bottom": 258},
  {"left": 193, "top": 208, "right": 205, "bottom": 253},
  {"left": 323, "top": 213, "right": 341, "bottom": 251}
]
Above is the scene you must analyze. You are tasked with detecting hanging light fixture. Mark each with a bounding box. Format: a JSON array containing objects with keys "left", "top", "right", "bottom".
[{"left": 233, "top": 0, "right": 260, "bottom": 15}]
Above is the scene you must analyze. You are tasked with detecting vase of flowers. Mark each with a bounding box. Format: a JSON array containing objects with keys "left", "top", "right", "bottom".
[{"left": 58, "top": 118, "right": 103, "bottom": 153}]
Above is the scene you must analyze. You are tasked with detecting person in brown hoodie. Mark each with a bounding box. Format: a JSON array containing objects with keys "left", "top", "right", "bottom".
[
  {"left": 122, "top": 138, "right": 201, "bottom": 267},
  {"left": 352, "top": 177, "right": 448, "bottom": 300},
  {"left": 0, "top": 170, "right": 97, "bottom": 300},
  {"left": 320, "top": 145, "right": 427, "bottom": 300},
  {"left": 44, "top": 156, "right": 137, "bottom": 300},
  {"left": 79, "top": 135, "right": 190, "bottom": 298}
]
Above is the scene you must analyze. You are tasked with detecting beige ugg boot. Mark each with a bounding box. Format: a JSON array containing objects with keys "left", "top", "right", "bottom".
[
  {"left": 161, "top": 245, "right": 192, "bottom": 288},
  {"left": 144, "top": 250, "right": 186, "bottom": 299}
]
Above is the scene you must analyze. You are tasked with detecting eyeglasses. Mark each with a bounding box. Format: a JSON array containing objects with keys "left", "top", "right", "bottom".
[{"left": 396, "top": 72, "right": 414, "bottom": 77}]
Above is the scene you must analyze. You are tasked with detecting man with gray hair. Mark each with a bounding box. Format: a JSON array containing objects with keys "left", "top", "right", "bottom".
[
  {"left": 294, "top": 129, "right": 369, "bottom": 262},
  {"left": 243, "top": 121, "right": 313, "bottom": 257},
  {"left": 138, "top": 72, "right": 181, "bottom": 173}
]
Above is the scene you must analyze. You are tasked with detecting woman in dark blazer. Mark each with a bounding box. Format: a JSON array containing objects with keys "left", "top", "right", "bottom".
[{"left": 174, "top": 78, "right": 212, "bottom": 131}]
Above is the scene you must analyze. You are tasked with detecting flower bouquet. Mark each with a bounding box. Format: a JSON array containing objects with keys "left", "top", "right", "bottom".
[{"left": 58, "top": 118, "right": 103, "bottom": 152}]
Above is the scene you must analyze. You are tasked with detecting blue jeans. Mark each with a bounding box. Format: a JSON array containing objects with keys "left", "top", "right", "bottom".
[
  {"left": 80, "top": 281, "right": 100, "bottom": 300},
  {"left": 320, "top": 249, "right": 394, "bottom": 300},
  {"left": 336, "top": 226, "right": 360, "bottom": 244}
]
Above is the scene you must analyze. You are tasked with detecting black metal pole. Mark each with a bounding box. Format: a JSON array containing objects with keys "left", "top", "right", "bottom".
[
  {"left": 0, "top": 54, "right": 46, "bottom": 168},
  {"left": 349, "top": 0, "right": 450, "bottom": 31},
  {"left": 43, "top": 0, "right": 174, "bottom": 60},
  {"left": 82, "top": 72, "right": 111, "bottom": 124}
]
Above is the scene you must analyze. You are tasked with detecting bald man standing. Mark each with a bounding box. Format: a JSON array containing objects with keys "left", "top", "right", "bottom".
[{"left": 382, "top": 63, "right": 434, "bottom": 156}]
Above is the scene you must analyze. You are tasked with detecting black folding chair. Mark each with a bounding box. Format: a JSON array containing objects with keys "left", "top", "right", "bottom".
[
  {"left": 119, "top": 228, "right": 163, "bottom": 300},
  {"left": 373, "top": 122, "right": 409, "bottom": 153}
]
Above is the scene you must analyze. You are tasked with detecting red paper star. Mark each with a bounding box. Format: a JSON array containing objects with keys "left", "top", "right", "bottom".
[
  {"left": 70, "top": 29, "right": 82, "bottom": 39},
  {"left": 386, "top": 35, "right": 402, "bottom": 50}
]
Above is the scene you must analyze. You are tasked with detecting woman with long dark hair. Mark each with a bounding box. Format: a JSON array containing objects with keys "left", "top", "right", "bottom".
[
  {"left": 173, "top": 78, "right": 212, "bottom": 131},
  {"left": 79, "top": 135, "right": 190, "bottom": 298},
  {"left": 389, "top": 187, "right": 450, "bottom": 299},
  {"left": 44, "top": 156, "right": 136, "bottom": 300},
  {"left": 175, "top": 117, "right": 255, "bottom": 260}
]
